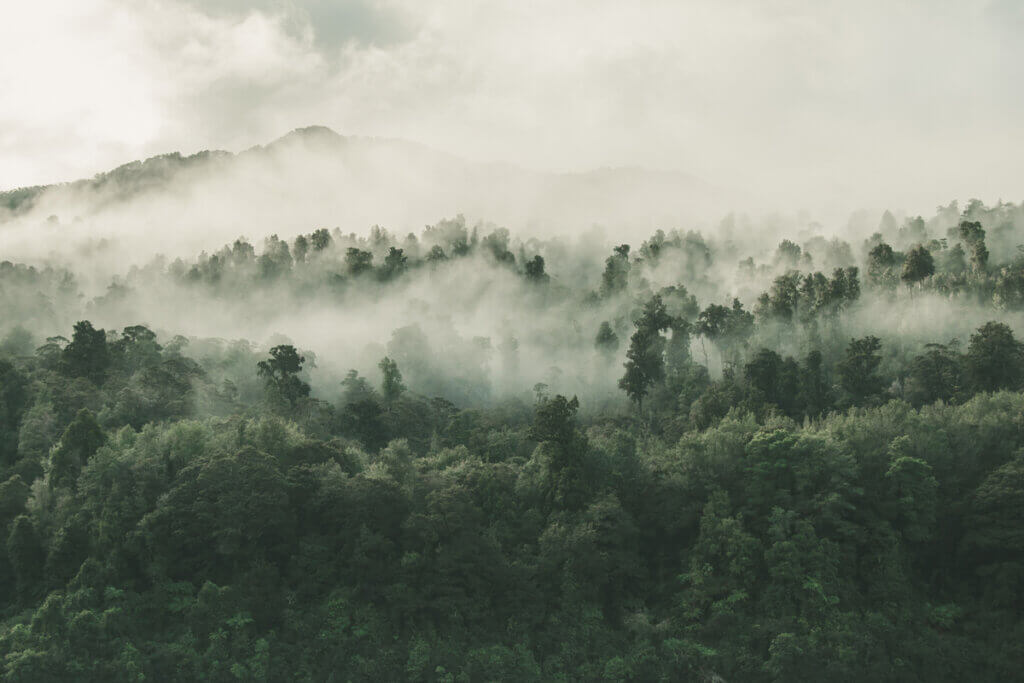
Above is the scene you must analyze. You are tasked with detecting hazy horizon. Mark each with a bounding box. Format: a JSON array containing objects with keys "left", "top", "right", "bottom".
[{"left": 3, "top": 0, "right": 1022, "bottom": 220}]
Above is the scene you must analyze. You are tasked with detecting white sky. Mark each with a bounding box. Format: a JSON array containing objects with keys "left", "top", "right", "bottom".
[{"left": 1, "top": 0, "right": 1022, "bottom": 214}]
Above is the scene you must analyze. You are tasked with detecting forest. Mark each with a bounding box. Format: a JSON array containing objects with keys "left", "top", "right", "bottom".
[{"left": 1, "top": 198, "right": 1024, "bottom": 681}]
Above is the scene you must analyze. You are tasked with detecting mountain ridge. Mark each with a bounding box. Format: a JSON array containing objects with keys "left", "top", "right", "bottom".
[{"left": 0, "top": 126, "right": 715, "bottom": 220}]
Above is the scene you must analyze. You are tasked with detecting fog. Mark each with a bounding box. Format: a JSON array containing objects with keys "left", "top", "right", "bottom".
[
  {"left": 3, "top": 1, "right": 1022, "bottom": 214},
  {"left": 0, "top": 127, "right": 733, "bottom": 265},
  {"left": 4, "top": 180, "right": 1024, "bottom": 412},
  {"left": 2, "top": 0, "right": 1024, "bottom": 413}
]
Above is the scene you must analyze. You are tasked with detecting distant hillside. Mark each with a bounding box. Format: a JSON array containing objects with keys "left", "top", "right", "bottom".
[{"left": 0, "top": 127, "right": 741, "bottom": 259}]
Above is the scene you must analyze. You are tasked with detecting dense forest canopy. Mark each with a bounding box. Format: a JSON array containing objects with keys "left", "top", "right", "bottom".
[{"left": 1, "top": 198, "right": 1024, "bottom": 680}]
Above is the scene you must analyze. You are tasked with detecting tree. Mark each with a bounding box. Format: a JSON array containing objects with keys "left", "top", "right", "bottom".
[
  {"left": 112, "top": 324, "right": 162, "bottom": 375},
  {"left": 745, "top": 348, "right": 783, "bottom": 401},
  {"left": 524, "top": 255, "right": 549, "bottom": 283},
  {"left": 958, "top": 220, "right": 989, "bottom": 271},
  {"left": 138, "top": 447, "right": 294, "bottom": 582},
  {"left": 310, "top": 228, "right": 332, "bottom": 251},
  {"left": 426, "top": 245, "right": 447, "bottom": 262},
  {"left": 595, "top": 322, "right": 619, "bottom": 356},
  {"left": 901, "top": 245, "right": 935, "bottom": 285},
  {"left": 838, "top": 336, "right": 885, "bottom": 405},
  {"left": 0, "top": 359, "right": 28, "bottom": 465},
  {"left": 885, "top": 445, "right": 938, "bottom": 543},
  {"left": 619, "top": 295, "right": 674, "bottom": 411},
  {"left": 378, "top": 356, "right": 406, "bottom": 404},
  {"left": 345, "top": 248, "right": 374, "bottom": 276},
  {"left": 7, "top": 515, "right": 44, "bottom": 600},
  {"left": 600, "top": 245, "right": 631, "bottom": 297},
  {"left": 966, "top": 321, "right": 1024, "bottom": 392},
  {"left": 906, "top": 343, "right": 963, "bottom": 405},
  {"left": 698, "top": 299, "right": 753, "bottom": 368},
  {"left": 257, "top": 345, "right": 311, "bottom": 409},
  {"left": 293, "top": 234, "right": 309, "bottom": 263},
  {"left": 798, "top": 350, "right": 832, "bottom": 417},
  {"left": 530, "top": 394, "right": 589, "bottom": 510},
  {"left": 743, "top": 349, "right": 801, "bottom": 418},
  {"left": 49, "top": 408, "right": 105, "bottom": 490},
  {"left": 381, "top": 247, "right": 408, "bottom": 280},
  {"left": 62, "top": 320, "right": 109, "bottom": 382},
  {"left": 340, "top": 370, "right": 386, "bottom": 450},
  {"left": 867, "top": 243, "right": 898, "bottom": 287},
  {"left": 963, "top": 455, "right": 1024, "bottom": 597}
]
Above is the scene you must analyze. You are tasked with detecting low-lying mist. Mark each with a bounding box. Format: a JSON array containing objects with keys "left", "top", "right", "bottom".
[
  {"left": 0, "top": 126, "right": 738, "bottom": 271},
  {"left": 4, "top": 166, "right": 1024, "bottom": 413}
]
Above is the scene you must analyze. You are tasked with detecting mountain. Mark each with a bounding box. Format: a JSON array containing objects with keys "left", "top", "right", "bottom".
[{"left": 0, "top": 127, "right": 741, "bottom": 260}]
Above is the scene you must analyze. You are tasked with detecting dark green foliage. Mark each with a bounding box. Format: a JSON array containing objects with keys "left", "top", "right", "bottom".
[
  {"left": 344, "top": 247, "right": 373, "bottom": 276},
  {"left": 0, "top": 360, "right": 28, "bottom": 466},
  {"left": 524, "top": 254, "right": 548, "bottom": 283},
  {"left": 619, "top": 295, "right": 674, "bottom": 410},
  {"left": 838, "top": 335, "right": 886, "bottom": 405},
  {"left": 600, "top": 244, "right": 631, "bottom": 297},
  {"left": 49, "top": 409, "right": 105, "bottom": 490},
  {"left": 798, "top": 350, "right": 832, "bottom": 417},
  {"left": 966, "top": 321, "right": 1024, "bottom": 392},
  {"left": 902, "top": 244, "right": 935, "bottom": 284},
  {"left": 530, "top": 394, "right": 589, "bottom": 510},
  {"left": 62, "top": 321, "right": 109, "bottom": 383},
  {"left": 256, "top": 345, "right": 310, "bottom": 409},
  {"left": 309, "top": 228, "right": 331, "bottom": 251},
  {"left": 7, "top": 515, "right": 44, "bottom": 601},
  {"left": 3, "top": 207, "right": 1024, "bottom": 680},
  {"left": 381, "top": 247, "right": 408, "bottom": 280},
  {"left": 959, "top": 220, "right": 989, "bottom": 271},
  {"left": 378, "top": 356, "right": 405, "bottom": 404},
  {"left": 700, "top": 298, "right": 755, "bottom": 366},
  {"left": 867, "top": 242, "right": 898, "bottom": 286},
  {"left": 906, "top": 343, "right": 964, "bottom": 405},
  {"left": 744, "top": 348, "right": 800, "bottom": 417}
]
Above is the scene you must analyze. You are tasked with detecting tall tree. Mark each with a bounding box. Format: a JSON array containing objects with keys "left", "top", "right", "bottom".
[
  {"left": 62, "top": 320, "right": 109, "bottom": 382},
  {"left": 530, "top": 394, "right": 589, "bottom": 510},
  {"left": 600, "top": 245, "right": 631, "bottom": 297},
  {"left": 345, "top": 248, "right": 374, "bottom": 276},
  {"left": 619, "top": 295, "right": 673, "bottom": 411},
  {"left": 901, "top": 244, "right": 935, "bottom": 286},
  {"left": 524, "top": 255, "right": 549, "bottom": 284},
  {"left": 838, "top": 336, "right": 886, "bottom": 405},
  {"left": 257, "top": 345, "right": 311, "bottom": 409},
  {"left": 0, "top": 360, "right": 28, "bottom": 466},
  {"left": 381, "top": 247, "right": 408, "bottom": 280},
  {"left": 49, "top": 408, "right": 105, "bottom": 490},
  {"left": 966, "top": 321, "right": 1023, "bottom": 392},
  {"left": 867, "top": 243, "right": 898, "bottom": 287},
  {"left": 958, "top": 220, "right": 989, "bottom": 271},
  {"left": 378, "top": 356, "right": 406, "bottom": 404}
]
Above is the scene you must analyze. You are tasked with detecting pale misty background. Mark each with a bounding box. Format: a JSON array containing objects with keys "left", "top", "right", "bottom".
[{"left": 2, "top": 0, "right": 1022, "bottom": 219}]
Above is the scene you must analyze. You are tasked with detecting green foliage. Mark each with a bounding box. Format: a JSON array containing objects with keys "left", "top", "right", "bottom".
[
  {"left": 62, "top": 321, "right": 110, "bottom": 383},
  {"left": 256, "top": 345, "right": 310, "bottom": 409},
  {"left": 378, "top": 356, "right": 405, "bottom": 404},
  {"left": 966, "top": 321, "right": 1024, "bottom": 392},
  {"left": 49, "top": 409, "right": 105, "bottom": 491},
  {"left": 3, "top": 205, "right": 1024, "bottom": 679},
  {"left": 619, "top": 295, "right": 674, "bottom": 409},
  {"left": 838, "top": 336, "right": 886, "bottom": 406},
  {"left": 902, "top": 244, "right": 935, "bottom": 285}
]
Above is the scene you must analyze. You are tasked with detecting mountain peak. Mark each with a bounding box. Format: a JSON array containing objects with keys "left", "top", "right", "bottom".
[{"left": 278, "top": 125, "right": 343, "bottom": 143}]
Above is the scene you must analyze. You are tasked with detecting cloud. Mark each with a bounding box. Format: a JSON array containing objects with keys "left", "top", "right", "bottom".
[{"left": 1, "top": 0, "right": 1021, "bottom": 218}]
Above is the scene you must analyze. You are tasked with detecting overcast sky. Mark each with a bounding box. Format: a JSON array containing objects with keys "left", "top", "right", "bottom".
[{"left": 1, "top": 0, "right": 1021, "bottom": 213}]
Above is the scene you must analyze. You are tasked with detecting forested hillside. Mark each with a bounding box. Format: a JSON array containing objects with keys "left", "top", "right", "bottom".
[{"left": 2, "top": 200, "right": 1024, "bottom": 680}]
